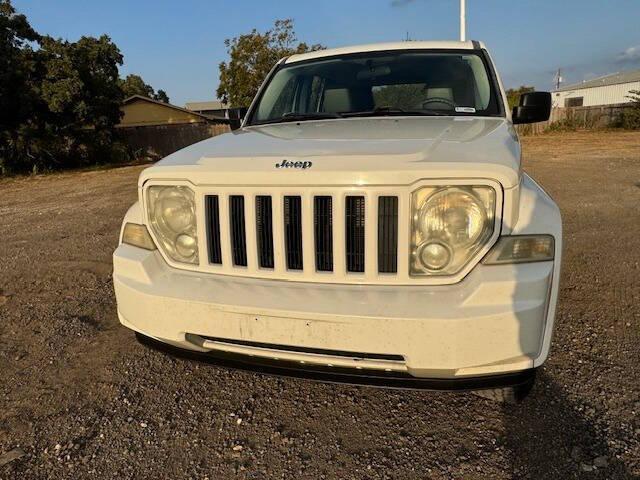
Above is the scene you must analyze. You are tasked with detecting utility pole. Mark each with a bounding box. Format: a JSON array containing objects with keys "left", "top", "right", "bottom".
[
  {"left": 460, "top": 0, "right": 466, "bottom": 41},
  {"left": 555, "top": 68, "right": 563, "bottom": 90}
]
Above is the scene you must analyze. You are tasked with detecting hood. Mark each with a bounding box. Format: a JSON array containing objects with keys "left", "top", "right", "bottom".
[{"left": 140, "top": 117, "right": 521, "bottom": 188}]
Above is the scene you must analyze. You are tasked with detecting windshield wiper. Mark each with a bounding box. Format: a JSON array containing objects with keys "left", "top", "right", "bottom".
[
  {"left": 341, "top": 106, "right": 450, "bottom": 118},
  {"left": 254, "top": 112, "right": 343, "bottom": 125}
]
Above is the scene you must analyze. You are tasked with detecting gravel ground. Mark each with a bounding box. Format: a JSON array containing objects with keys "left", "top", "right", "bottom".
[{"left": 0, "top": 131, "right": 639, "bottom": 479}]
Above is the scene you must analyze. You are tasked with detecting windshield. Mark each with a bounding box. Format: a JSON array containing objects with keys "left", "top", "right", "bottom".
[{"left": 249, "top": 50, "right": 502, "bottom": 125}]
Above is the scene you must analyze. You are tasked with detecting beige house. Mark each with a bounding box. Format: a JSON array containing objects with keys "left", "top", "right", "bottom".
[
  {"left": 118, "top": 95, "right": 214, "bottom": 127},
  {"left": 116, "top": 95, "right": 229, "bottom": 159}
]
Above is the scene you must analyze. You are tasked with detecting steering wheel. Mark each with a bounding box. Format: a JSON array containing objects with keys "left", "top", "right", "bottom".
[{"left": 421, "top": 97, "right": 456, "bottom": 109}]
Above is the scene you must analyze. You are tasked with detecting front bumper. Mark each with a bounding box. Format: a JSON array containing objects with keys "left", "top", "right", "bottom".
[
  {"left": 135, "top": 331, "right": 537, "bottom": 391},
  {"left": 113, "top": 243, "right": 559, "bottom": 380}
]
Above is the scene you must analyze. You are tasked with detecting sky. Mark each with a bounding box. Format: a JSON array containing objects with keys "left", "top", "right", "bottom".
[{"left": 12, "top": 0, "right": 640, "bottom": 107}]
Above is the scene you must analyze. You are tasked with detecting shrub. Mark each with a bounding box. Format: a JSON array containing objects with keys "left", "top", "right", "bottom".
[{"left": 620, "top": 90, "right": 640, "bottom": 129}]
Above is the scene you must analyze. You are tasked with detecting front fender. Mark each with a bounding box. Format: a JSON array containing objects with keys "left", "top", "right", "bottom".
[
  {"left": 511, "top": 174, "right": 563, "bottom": 367},
  {"left": 512, "top": 174, "right": 562, "bottom": 240}
]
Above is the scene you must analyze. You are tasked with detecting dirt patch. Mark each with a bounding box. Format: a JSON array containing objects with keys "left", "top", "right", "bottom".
[{"left": 1, "top": 132, "right": 639, "bottom": 479}]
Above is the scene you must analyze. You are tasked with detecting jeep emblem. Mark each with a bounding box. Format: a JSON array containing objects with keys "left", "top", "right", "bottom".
[{"left": 275, "top": 160, "right": 312, "bottom": 170}]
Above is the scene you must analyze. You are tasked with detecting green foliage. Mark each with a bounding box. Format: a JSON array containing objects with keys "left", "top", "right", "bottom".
[
  {"left": 119, "top": 74, "right": 170, "bottom": 103},
  {"left": 154, "top": 89, "right": 169, "bottom": 103},
  {"left": 0, "top": 0, "right": 40, "bottom": 144},
  {"left": 506, "top": 86, "right": 535, "bottom": 110},
  {"left": 620, "top": 90, "right": 640, "bottom": 129},
  {"left": 119, "top": 74, "right": 155, "bottom": 98},
  {"left": 373, "top": 84, "right": 428, "bottom": 110},
  {"left": 0, "top": 1, "right": 128, "bottom": 174},
  {"left": 217, "top": 19, "right": 323, "bottom": 107},
  {"left": 0, "top": 1, "right": 170, "bottom": 175},
  {"left": 544, "top": 114, "right": 597, "bottom": 133}
]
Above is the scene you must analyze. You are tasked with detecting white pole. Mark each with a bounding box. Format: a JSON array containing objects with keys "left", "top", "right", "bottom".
[{"left": 460, "top": 0, "right": 466, "bottom": 42}]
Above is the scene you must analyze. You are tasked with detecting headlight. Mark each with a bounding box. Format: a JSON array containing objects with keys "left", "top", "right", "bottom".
[
  {"left": 411, "top": 186, "right": 495, "bottom": 275},
  {"left": 147, "top": 186, "right": 199, "bottom": 264}
]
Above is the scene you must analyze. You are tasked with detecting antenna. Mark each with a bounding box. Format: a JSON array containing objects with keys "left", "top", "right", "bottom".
[{"left": 460, "top": 0, "right": 466, "bottom": 41}]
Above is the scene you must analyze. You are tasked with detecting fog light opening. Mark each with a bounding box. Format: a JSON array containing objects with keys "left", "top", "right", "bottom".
[
  {"left": 418, "top": 241, "right": 452, "bottom": 271},
  {"left": 175, "top": 233, "right": 197, "bottom": 258}
]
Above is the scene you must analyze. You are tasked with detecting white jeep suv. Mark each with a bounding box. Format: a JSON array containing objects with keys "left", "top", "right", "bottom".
[{"left": 113, "top": 41, "right": 561, "bottom": 400}]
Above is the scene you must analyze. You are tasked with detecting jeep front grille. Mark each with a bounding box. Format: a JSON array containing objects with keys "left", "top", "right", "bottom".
[
  {"left": 147, "top": 180, "right": 502, "bottom": 285},
  {"left": 205, "top": 192, "right": 399, "bottom": 279}
]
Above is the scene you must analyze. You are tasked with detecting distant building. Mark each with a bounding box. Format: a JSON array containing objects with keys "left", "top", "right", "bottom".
[
  {"left": 117, "top": 95, "right": 229, "bottom": 159},
  {"left": 119, "top": 95, "right": 215, "bottom": 127},
  {"left": 552, "top": 69, "right": 640, "bottom": 108},
  {"left": 185, "top": 100, "right": 230, "bottom": 118}
]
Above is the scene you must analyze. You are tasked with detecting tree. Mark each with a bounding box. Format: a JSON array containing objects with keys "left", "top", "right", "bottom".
[
  {"left": 119, "top": 74, "right": 170, "bottom": 103},
  {"left": 34, "top": 34, "right": 125, "bottom": 168},
  {"left": 621, "top": 90, "right": 640, "bottom": 129},
  {"left": 154, "top": 89, "right": 169, "bottom": 103},
  {"left": 217, "top": 19, "right": 323, "bottom": 107},
  {"left": 506, "top": 86, "right": 535, "bottom": 110},
  {"left": 1, "top": 0, "right": 166, "bottom": 174},
  {"left": 0, "top": 0, "right": 41, "bottom": 171},
  {"left": 1, "top": 1, "right": 128, "bottom": 174},
  {"left": 119, "top": 73, "right": 154, "bottom": 98}
]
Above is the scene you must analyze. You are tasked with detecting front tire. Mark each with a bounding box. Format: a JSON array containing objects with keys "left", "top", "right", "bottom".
[{"left": 473, "top": 376, "right": 535, "bottom": 404}]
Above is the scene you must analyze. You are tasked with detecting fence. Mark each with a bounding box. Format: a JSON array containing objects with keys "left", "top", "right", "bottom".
[
  {"left": 118, "top": 122, "right": 230, "bottom": 159},
  {"left": 118, "top": 105, "right": 632, "bottom": 152},
  {"left": 516, "top": 103, "right": 633, "bottom": 135}
]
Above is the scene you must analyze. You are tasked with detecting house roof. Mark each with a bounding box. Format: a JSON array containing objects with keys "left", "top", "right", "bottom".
[
  {"left": 185, "top": 100, "right": 228, "bottom": 111},
  {"left": 123, "top": 95, "right": 227, "bottom": 121},
  {"left": 555, "top": 69, "right": 640, "bottom": 92},
  {"left": 285, "top": 40, "right": 484, "bottom": 64}
]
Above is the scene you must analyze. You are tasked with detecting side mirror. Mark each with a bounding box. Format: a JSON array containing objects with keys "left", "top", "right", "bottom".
[
  {"left": 512, "top": 92, "right": 551, "bottom": 124},
  {"left": 228, "top": 107, "right": 248, "bottom": 131}
]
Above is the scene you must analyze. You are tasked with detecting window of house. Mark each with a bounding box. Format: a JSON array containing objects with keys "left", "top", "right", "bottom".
[{"left": 565, "top": 97, "right": 584, "bottom": 107}]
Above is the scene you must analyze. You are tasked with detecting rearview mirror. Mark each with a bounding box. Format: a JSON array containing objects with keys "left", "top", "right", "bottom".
[
  {"left": 228, "top": 107, "right": 248, "bottom": 131},
  {"left": 356, "top": 65, "right": 391, "bottom": 80},
  {"left": 512, "top": 92, "right": 551, "bottom": 124}
]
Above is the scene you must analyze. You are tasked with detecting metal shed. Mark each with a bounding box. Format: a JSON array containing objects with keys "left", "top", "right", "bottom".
[{"left": 552, "top": 69, "right": 640, "bottom": 108}]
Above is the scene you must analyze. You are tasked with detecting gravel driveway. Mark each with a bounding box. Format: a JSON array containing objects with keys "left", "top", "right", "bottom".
[{"left": 1, "top": 131, "right": 639, "bottom": 479}]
